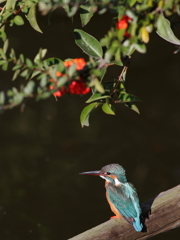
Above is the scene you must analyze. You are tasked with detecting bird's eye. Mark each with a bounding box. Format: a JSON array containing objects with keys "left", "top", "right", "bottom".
[{"left": 106, "top": 172, "right": 111, "bottom": 175}]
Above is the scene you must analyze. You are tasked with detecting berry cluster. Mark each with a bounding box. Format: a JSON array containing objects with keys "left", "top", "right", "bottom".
[
  {"left": 116, "top": 15, "right": 132, "bottom": 37},
  {"left": 50, "top": 58, "right": 90, "bottom": 97},
  {"left": 64, "top": 58, "right": 86, "bottom": 70}
]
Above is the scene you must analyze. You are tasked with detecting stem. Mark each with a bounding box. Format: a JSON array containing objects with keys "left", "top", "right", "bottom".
[{"left": 110, "top": 65, "right": 128, "bottom": 97}]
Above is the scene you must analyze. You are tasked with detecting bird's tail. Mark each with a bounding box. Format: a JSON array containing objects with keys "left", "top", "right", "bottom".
[{"left": 132, "top": 217, "right": 143, "bottom": 232}]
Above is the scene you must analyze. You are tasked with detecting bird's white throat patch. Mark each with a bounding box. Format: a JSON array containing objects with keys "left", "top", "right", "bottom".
[
  {"left": 100, "top": 175, "right": 122, "bottom": 186},
  {"left": 114, "top": 177, "right": 121, "bottom": 186},
  {"left": 100, "top": 175, "right": 110, "bottom": 182}
]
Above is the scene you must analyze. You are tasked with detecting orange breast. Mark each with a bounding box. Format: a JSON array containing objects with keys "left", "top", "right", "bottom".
[{"left": 106, "top": 190, "right": 122, "bottom": 218}]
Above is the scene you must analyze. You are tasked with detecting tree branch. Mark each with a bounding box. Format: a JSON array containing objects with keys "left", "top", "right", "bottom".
[{"left": 69, "top": 185, "right": 180, "bottom": 240}]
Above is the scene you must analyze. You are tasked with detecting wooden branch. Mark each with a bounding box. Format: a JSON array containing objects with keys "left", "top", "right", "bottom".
[{"left": 69, "top": 185, "right": 180, "bottom": 240}]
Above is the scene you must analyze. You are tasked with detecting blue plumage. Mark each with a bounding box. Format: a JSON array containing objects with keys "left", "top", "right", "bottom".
[
  {"left": 102, "top": 164, "right": 143, "bottom": 232},
  {"left": 80, "top": 163, "right": 143, "bottom": 232},
  {"left": 133, "top": 217, "right": 142, "bottom": 232}
]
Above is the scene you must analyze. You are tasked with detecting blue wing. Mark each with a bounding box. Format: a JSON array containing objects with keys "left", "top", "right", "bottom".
[{"left": 107, "top": 182, "right": 143, "bottom": 232}]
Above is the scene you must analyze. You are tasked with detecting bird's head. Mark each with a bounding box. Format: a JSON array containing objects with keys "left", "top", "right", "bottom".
[{"left": 80, "top": 163, "right": 127, "bottom": 186}]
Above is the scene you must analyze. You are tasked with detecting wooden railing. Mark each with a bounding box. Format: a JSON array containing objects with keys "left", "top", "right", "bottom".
[{"left": 69, "top": 185, "right": 180, "bottom": 240}]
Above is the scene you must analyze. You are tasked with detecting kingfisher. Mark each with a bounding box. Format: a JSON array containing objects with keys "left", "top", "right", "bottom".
[{"left": 80, "top": 163, "right": 143, "bottom": 232}]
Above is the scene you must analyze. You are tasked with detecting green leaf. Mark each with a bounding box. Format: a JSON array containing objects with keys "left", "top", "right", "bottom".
[
  {"left": 134, "top": 43, "right": 146, "bottom": 53},
  {"left": 119, "top": 93, "right": 141, "bottom": 103},
  {"left": 13, "top": 92, "right": 24, "bottom": 105},
  {"left": 14, "top": 15, "right": 24, "bottom": 26},
  {"left": 12, "top": 63, "right": 22, "bottom": 71},
  {"left": 73, "top": 29, "right": 103, "bottom": 58},
  {"left": 2, "top": 11, "right": 12, "bottom": 21},
  {"left": 79, "top": 5, "right": 94, "bottom": 27},
  {"left": 20, "top": 54, "right": 24, "bottom": 63},
  {"left": 43, "top": 58, "right": 62, "bottom": 67},
  {"left": 118, "top": 6, "right": 126, "bottom": 20},
  {"left": 20, "top": 69, "right": 29, "bottom": 77},
  {"left": 99, "top": 67, "right": 107, "bottom": 82},
  {"left": 117, "top": 29, "right": 126, "bottom": 40},
  {"left": 10, "top": 48, "right": 16, "bottom": 59},
  {"left": 104, "top": 49, "right": 114, "bottom": 62},
  {"left": 31, "top": 70, "right": 41, "bottom": 79},
  {"left": 119, "top": 82, "right": 126, "bottom": 92},
  {"left": 27, "top": 3, "right": 43, "bottom": 33},
  {"left": 128, "top": 0, "right": 137, "bottom": 7},
  {"left": 57, "top": 76, "right": 67, "bottom": 87},
  {"left": 6, "top": 0, "right": 16, "bottom": 10},
  {"left": 89, "top": 78, "right": 105, "bottom": 93},
  {"left": 80, "top": 102, "right": 100, "bottom": 127},
  {"left": 68, "top": 63, "right": 76, "bottom": 77},
  {"left": 126, "top": 44, "right": 136, "bottom": 56},
  {"left": 3, "top": 39, "right": 9, "bottom": 54},
  {"left": 124, "top": 102, "right": 140, "bottom": 114},
  {"left": 38, "top": 92, "right": 51, "bottom": 100},
  {"left": 115, "top": 49, "right": 123, "bottom": 64},
  {"left": 34, "top": 49, "right": 47, "bottom": 64},
  {"left": 37, "top": 87, "right": 42, "bottom": 95},
  {"left": 2, "top": 61, "right": 8, "bottom": 70},
  {"left": 111, "top": 60, "right": 123, "bottom": 66},
  {"left": 12, "top": 69, "right": 20, "bottom": 81},
  {"left": 66, "top": 5, "right": 79, "bottom": 17},
  {"left": 0, "top": 91, "right": 5, "bottom": 105},
  {"left": 7, "top": 90, "right": 14, "bottom": 97},
  {"left": 26, "top": 58, "right": 33, "bottom": 68},
  {"left": 102, "top": 102, "right": 115, "bottom": 115},
  {"left": 156, "top": 14, "right": 180, "bottom": 45},
  {"left": 0, "top": 31, "right": 7, "bottom": 41},
  {"left": 12, "top": 87, "right": 18, "bottom": 94},
  {"left": 0, "top": 60, "right": 6, "bottom": 65},
  {"left": 0, "top": 48, "right": 6, "bottom": 59},
  {"left": 86, "top": 93, "right": 110, "bottom": 103},
  {"left": 24, "top": 81, "right": 35, "bottom": 95},
  {"left": 40, "top": 74, "right": 48, "bottom": 87}
]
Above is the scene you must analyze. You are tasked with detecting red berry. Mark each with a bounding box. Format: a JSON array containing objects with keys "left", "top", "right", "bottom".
[
  {"left": 68, "top": 81, "right": 90, "bottom": 95},
  {"left": 124, "top": 32, "right": 131, "bottom": 38},
  {"left": 116, "top": 15, "right": 132, "bottom": 33},
  {"left": 116, "top": 15, "right": 132, "bottom": 38},
  {"left": 116, "top": 19, "right": 128, "bottom": 30},
  {"left": 49, "top": 58, "right": 88, "bottom": 97}
]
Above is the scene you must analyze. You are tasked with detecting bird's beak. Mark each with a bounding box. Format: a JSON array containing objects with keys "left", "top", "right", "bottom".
[{"left": 79, "top": 170, "right": 102, "bottom": 176}]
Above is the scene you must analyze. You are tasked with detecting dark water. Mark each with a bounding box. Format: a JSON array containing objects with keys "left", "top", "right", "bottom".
[{"left": 0, "top": 9, "right": 180, "bottom": 240}]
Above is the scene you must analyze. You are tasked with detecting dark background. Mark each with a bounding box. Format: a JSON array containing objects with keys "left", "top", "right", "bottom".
[{"left": 0, "top": 8, "right": 180, "bottom": 240}]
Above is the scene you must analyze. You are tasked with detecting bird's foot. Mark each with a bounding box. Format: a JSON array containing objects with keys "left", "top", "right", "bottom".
[{"left": 110, "top": 216, "right": 121, "bottom": 219}]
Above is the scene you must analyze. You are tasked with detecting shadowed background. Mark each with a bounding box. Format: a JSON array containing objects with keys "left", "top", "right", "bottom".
[{"left": 0, "top": 9, "right": 180, "bottom": 240}]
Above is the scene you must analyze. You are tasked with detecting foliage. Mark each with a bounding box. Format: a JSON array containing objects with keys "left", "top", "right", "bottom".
[{"left": 0, "top": 0, "right": 180, "bottom": 127}]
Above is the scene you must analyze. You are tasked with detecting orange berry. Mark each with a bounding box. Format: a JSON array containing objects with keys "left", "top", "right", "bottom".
[
  {"left": 117, "top": 19, "right": 128, "bottom": 29},
  {"left": 53, "top": 86, "right": 67, "bottom": 97},
  {"left": 73, "top": 58, "right": 86, "bottom": 70},
  {"left": 56, "top": 71, "right": 63, "bottom": 77},
  {"left": 64, "top": 58, "right": 86, "bottom": 71},
  {"left": 116, "top": 15, "right": 132, "bottom": 30}
]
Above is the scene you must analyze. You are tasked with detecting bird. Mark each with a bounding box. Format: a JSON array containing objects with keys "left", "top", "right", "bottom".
[{"left": 80, "top": 163, "right": 143, "bottom": 232}]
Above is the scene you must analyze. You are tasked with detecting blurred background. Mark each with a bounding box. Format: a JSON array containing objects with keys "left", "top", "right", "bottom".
[{"left": 0, "top": 8, "right": 180, "bottom": 240}]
